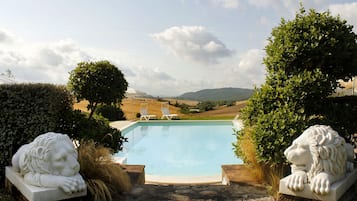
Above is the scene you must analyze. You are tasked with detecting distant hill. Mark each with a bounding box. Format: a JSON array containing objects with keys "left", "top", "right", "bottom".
[{"left": 177, "top": 87, "right": 254, "bottom": 101}]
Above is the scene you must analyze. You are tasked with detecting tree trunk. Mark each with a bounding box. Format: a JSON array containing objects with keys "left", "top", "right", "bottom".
[{"left": 88, "top": 102, "right": 98, "bottom": 120}]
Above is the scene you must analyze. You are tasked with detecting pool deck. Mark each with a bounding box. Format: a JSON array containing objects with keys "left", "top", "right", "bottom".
[
  {"left": 110, "top": 120, "right": 137, "bottom": 130},
  {"left": 146, "top": 174, "right": 222, "bottom": 185},
  {"left": 110, "top": 119, "right": 242, "bottom": 131}
]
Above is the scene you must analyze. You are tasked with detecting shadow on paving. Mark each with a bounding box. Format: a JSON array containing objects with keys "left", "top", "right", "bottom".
[{"left": 116, "top": 183, "right": 274, "bottom": 201}]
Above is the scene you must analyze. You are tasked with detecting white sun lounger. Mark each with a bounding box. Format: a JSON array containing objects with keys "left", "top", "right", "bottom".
[
  {"left": 139, "top": 103, "right": 157, "bottom": 121},
  {"left": 161, "top": 103, "right": 178, "bottom": 120}
]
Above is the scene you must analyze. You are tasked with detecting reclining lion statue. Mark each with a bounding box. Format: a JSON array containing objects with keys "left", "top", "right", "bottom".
[
  {"left": 12, "top": 132, "right": 86, "bottom": 194},
  {"left": 284, "top": 125, "right": 354, "bottom": 195}
]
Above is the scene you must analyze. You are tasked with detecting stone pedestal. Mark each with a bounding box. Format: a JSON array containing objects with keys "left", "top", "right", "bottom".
[
  {"left": 122, "top": 164, "right": 145, "bottom": 185},
  {"left": 5, "top": 167, "right": 86, "bottom": 201},
  {"left": 279, "top": 168, "right": 357, "bottom": 201}
]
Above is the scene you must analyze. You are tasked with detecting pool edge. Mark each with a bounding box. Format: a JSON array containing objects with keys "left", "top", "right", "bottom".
[{"left": 145, "top": 174, "right": 223, "bottom": 185}]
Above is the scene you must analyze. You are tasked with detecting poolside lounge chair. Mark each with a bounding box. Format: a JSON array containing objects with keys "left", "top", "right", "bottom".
[
  {"left": 139, "top": 103, "right": 157, "bottom": 121},
  {"left": 161, "top": 103, "right": 178, "bottom": 120}
]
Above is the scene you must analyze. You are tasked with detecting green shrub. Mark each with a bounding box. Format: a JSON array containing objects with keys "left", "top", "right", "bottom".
[
  {"left": 197, "top": 101, "right": 215, "bottom": 111},
  {"left": 57, "top": 110, "right": 126, "bottom": 152},
  {"left": 0, "top": 84, "right": 72, "bottom": 187},
  {"left": 178, "top": 103, "right": 190, "bottom": 114},
  {"left": 236, "top": 70, "right": 329, "bottom": 164},
  {"left": 95, "top": 104, "right": 126, "bottom": 121},
  {"left": 312, "top": 96, "right": 357, "bottom": 141}
]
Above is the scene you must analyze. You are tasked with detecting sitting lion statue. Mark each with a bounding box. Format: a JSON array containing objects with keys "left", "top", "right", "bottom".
[
  {"left": 284, "top": 125, "right": 354, "bottom": 195},
  {"left": 12, "top": 132, "right": 86, "bottom": 194}
]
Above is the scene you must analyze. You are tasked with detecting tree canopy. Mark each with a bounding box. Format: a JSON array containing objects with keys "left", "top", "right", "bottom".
[
  {"left": 235, "top": 7, "right": 357, "bottom": 165},
  {"left": 68, "top": 60, "right": 128, "bottom": 119},
  {"left": 264, "top": 7, "right": 357, "bottom": 89}
]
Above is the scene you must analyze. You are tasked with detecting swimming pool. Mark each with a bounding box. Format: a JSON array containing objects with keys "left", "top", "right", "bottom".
[{"left": 114, "top": 121, "right": 243, "bottom": 181}]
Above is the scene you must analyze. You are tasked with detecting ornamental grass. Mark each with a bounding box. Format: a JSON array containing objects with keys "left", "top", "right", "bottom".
[{"left": 78, "top": 141, "right": 132, "bottom": 201}]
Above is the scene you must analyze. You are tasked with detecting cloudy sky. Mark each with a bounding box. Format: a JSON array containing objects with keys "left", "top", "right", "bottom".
[{"left": 0, "top": 0, "right": 356, "bottom": 96}]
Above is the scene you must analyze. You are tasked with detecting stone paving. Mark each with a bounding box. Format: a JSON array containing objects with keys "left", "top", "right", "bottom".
[{"left": 116, "top": 183, "right": 275, "bottom": 201}]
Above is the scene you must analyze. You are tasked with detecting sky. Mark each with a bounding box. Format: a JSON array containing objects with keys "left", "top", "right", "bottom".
[{"left": 0, "top": 0, "right": 357, "bottom": 96}]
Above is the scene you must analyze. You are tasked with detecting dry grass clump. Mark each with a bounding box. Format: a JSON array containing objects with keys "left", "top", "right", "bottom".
[
  {"left": 78, "top": 141, "right": 132, "bottom": 201},
  {"left": 236, "top": 127, "right": 286, "bottom": 198},
  {"left": 236, "top": 127, "right": 264, "bottom": 183}
]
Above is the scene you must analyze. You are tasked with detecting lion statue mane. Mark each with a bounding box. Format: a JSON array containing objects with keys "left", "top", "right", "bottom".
[
  {"left": 12, "top": 132, "right": 86, "bottom": 194},
  {"left": 284, "top": 125, "right": 354, "bottom": 195}
]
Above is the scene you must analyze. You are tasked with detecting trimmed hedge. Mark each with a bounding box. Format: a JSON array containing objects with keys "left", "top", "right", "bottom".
[
  {"left": 0, "top": 84, "right": 73, "bottom": 186},
  {"left": 0, "top": 84, "right": 127, "bottom": 187}
]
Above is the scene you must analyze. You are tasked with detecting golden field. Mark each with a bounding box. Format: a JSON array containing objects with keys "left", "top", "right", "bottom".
[{"left": 73, "top": 98, "right": 247, "bottom": 120}]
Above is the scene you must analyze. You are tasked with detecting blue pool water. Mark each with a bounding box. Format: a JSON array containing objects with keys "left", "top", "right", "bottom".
[{"left": 114, "top": 121, "right": 243, "bottom": 177}]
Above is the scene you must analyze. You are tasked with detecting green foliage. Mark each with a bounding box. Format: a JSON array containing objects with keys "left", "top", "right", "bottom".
[
  {"left": 58, "top": 110, "right": 126, "bottom": 152},
  {"left": 177, "top": 103, "right": 191, "bottom": 114},
  {"left": 0, "top": 84, "right": 73, "bottom": 187},
  {"left": 312, "top": 96, "right": 357, "bottom": 140},
  {"left": 68, "top": 60, "right": 128, "bottom": 119},
  {"left": 197, "top": 101, "right": 216, "bottom": 111},
  {"left": 95, "top": 104, "right": 126, "bottom": 121},
  {"left": 264, "top": 7, "right": 357, "bottom": 88},
  {"left": 238, "top": 69, "right": 330, "bottom": 163},
  {"left": 236, "top": 6, "right": 357, "bottom": 166}
]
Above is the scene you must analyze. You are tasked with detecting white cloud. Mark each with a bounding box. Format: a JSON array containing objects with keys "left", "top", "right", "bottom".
[
  {"left": 124, "top": 66, "right": 177, "bottom": 96},
  {"left": 329, "top": 2, "right": 357, "bottom": 33},
  {"left": 222, "top": 49, "right": 265, "bottom": 88},
  {"left": 0, "top": 29, "right": 16, "bottom": 43},
  {"left": 0, "top": 28, "right": 264, "bottom": 97},
  {"left": 248, "top": 0, "right": 328, "bottom": 15},
  {"left": 211, "top": 0, "right": 240, "bottom": 9},
  {"left": 39, "top": 48, "right": 64, "bottom": 67},
  {"left": 0, "top": 30, "right": 92, "bottom": 84},
  {"left": 151, "top": 26, "right": 233, "bottom": 65},
  {"left": 247, "top": 0, "right": 275, "bottom": 8}
]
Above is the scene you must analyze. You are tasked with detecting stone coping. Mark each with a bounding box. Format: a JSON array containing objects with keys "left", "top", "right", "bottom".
[
  {"left": 110, "top": 120, "right": 239, "bottom": 131},
  {"left": 145, "top": 174, "right": 222, "bottom": 185},
  {"left": 110, "top": 120, "right": 137, "bottom": 131},
  {"left": 5, "top": 166, "right": 86, "bottom": 201},
  {"left": 279, "top": 168, "right": 357, "bottom": 201}
]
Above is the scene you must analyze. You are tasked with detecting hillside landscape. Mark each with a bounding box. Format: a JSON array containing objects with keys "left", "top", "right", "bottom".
[
  {"left": 177, "top": 87, "right": 254, "bottom": 101},
  {"left": 74, "top": 98, "right": 247, "bottom": 120},
  {"left": 73, "top": 87, "right": 251, "bottom": 120}
]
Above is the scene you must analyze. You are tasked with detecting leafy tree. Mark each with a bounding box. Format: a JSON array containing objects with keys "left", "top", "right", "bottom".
[
  {"left": 265, "top": 7, "right": 357, "bottom": 90},
  {"left": 68, "top": 60, "right": 128, "bottom": 119},
  {"left": 197, "top": 101, "right": 216, "bottom": 111},
  {"left": 235, "top": 7, "right": 357, "bottom": 165},
  {"left": 238, "top": 69, "right": 331, "bottom": 163}
]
